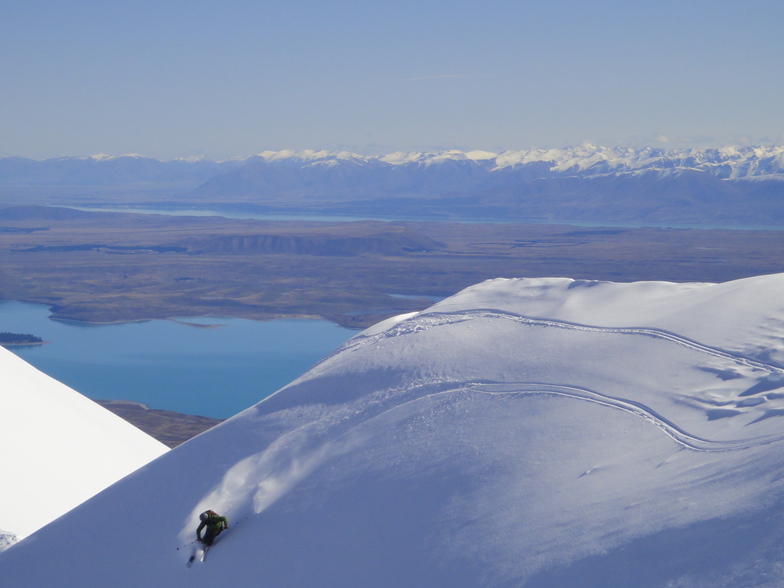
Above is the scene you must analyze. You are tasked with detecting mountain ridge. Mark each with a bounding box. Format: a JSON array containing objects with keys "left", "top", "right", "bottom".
[
  {"left": 3, "top": 145, "right": 784, "bottom": 186},
  {"left": 4, "top": 145, "right": 783, "bottom": 226}
]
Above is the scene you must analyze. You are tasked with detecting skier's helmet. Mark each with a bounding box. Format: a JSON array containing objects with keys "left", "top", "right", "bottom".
[{"left": 200, "top": 512, "right": 210, "bottom": 522}]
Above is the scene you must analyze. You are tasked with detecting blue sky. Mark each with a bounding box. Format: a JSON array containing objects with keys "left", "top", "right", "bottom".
[{"left": 2, "top": 0, "right": 783, "bottom": 159}]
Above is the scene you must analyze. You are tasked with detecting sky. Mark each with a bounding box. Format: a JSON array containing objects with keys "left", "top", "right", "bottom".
[{"left": 2, "top": 0, "right": 784, "bottom": 160}]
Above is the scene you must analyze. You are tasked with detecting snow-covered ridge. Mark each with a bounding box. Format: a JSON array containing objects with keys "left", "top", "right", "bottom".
[
  {"left": 245, "top": 144, "right": 784, "bottom": 180},
  {"left": 4, "top": 145, "right": 784, "bottom": 182}
]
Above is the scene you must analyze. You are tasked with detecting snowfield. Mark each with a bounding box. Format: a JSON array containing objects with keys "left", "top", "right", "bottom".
[
  {"left": 4, "top": 274, "right": 784, "bottom": 587},
  {"left": 0, "top": 346, "right": 168, "bottom": 548}
]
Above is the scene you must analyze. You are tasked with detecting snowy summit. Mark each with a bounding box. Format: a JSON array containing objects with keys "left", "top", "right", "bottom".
[{"left": 3, "top": 274, "right": 784, "bottom": 587}]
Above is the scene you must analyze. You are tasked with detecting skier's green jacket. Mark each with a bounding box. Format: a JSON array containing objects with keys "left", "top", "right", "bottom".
[{"left": 196, "top": 510, "right": 229, "bottom": 543}]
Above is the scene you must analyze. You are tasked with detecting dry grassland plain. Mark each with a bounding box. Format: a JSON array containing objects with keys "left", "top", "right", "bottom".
[{"left": 1, "top": 206, "right": 783, "bottom": 329}]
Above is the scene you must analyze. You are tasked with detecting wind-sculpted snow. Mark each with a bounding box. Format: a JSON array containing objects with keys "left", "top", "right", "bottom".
[{"left": 4, "top": 275, "right": 784, "bottom": 587}]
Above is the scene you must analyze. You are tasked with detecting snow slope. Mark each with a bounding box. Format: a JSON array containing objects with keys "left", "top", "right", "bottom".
[
  {"left": 3, "top": 274, "right": 784, "bottom": 587},
  {"left": 0, "top": 346, "right": 168, "bottom": 548}
]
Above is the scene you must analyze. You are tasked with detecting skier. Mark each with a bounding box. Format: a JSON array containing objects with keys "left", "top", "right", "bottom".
[{"left": 196, "top": 510, "right": 229, "bottom": 546}]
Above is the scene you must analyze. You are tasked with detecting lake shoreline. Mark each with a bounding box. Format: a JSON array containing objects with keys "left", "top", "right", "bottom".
[
  {"left": 1, "top": 300, "right": 355, "bottom": 419},
  {"left": 95, "top": 399, "right": 223, "bottom": 448}
]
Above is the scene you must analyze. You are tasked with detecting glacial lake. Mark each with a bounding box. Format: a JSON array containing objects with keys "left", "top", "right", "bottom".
[{"left": 0, "top": 301, "right": 355, "bottom": 419}]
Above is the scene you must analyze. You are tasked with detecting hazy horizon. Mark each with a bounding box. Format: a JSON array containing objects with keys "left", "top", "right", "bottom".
[
  {"left": 5, "top": 142, "right": 784, "bottom": 164},
  {"left": 3, "top": 1, "right": 783, "bottom": 161}
]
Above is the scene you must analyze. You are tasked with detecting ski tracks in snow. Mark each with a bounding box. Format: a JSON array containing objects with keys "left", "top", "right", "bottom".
[
  {"left": 332, "top": 308, "right": 784, "bottom": 453},
  {"left": 193, "top": 308, "right": 784, "bottom": 531},
  {"left": 462, "top": 382, "right": 784, "bottom": 452},
  {"left": 324, "top": 378, "right": 784, "bottom": 456},
  {"left": 347, "top": 309, "right": 784, "bottom": 376}
]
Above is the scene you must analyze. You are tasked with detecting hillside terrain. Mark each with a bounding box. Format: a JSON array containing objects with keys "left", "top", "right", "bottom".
[{"left": 3, "top": 274, "right": 784, "bottom": 586}]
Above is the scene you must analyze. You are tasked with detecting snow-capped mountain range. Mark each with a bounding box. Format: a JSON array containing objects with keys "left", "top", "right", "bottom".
[
  {"left": 4, "top": 273, "right": 784, "bottom": 586},
  {"left": 3, "top": 145, "right": 784, "bottom": 184},
  {"left": 252, "top": 144, "right": 784, "bottom": 181},
  {"left": 4, "top": 145, "right": 783, "bottom": 226}
]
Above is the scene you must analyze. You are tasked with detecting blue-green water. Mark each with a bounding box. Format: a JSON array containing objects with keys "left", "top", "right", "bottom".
[
  {"left": 0, "top": 301, "right": 355, "bottom": 419},
  {"left": 68, "top": 205, "right": 784, "bottom": 230}
]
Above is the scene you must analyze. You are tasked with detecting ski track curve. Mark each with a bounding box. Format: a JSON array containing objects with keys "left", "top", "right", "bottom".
[
  {"left": 325, "top": 378, "right": 784, "bottom": 456},
  {"left": 463, "top": 382, "right": 784, "bottom": 452},
  {"left": 338, "top": 309, "right": 784, "bottom": 375}
]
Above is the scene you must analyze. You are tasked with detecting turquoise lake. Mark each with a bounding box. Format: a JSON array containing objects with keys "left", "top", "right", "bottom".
[{"left": 0, "top": 301, "right": 355, "bottom": 419}]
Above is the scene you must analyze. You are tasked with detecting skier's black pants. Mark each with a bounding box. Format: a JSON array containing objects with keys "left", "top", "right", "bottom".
[{"left": 200, "top": 528, "right": 222, "bottom": 546}]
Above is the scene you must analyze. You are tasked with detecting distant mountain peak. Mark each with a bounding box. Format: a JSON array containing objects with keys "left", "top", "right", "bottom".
[{"left": 87, "top": 153, "right": 149, "bottom": 161}]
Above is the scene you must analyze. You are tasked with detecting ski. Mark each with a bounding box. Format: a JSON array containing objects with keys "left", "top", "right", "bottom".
[
  {"left": 185, "top": 544, "right": 211, "bottom": 568},
  {"left": 186, "top": 544, "right": 207, "bottom": 568}
]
